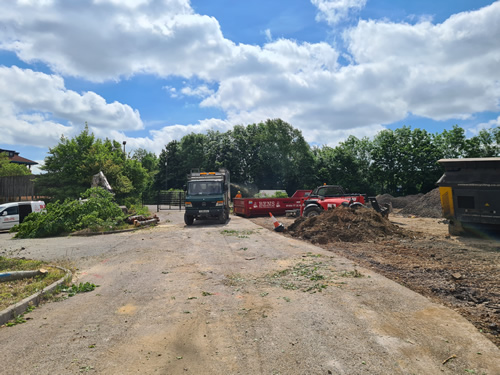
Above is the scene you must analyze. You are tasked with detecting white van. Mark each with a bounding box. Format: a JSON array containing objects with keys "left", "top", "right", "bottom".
[{"left": 0, "top": 201, "right": 46, "bottom": 230}]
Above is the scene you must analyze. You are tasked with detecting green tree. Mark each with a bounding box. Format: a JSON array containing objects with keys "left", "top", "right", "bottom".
[
  {"left": 247, "top": 119, "right": 314, "bottom": 193},
  {"left": 433, "top": 125, "right": 468, "bottom": 159},
  {"left": 37, "top": 126, "right": 149, "bottom": 203},
  {"left": 132, "top": 148, "right": 158, "bottom": 200},
  {"left": 0, "top": 154, "right": 32, "bottom": 176},
  {"left": 371, "top": 129, "right": 400, "bottom": 194},
  {"left": 464, "top": 128, "right": 500, "bottom": 157},
  {"left": 179, "top": 133, "right": 208, "bottom": 172},
  {"left": 154, "top": 140, "right": 186, "bottom": 190}
]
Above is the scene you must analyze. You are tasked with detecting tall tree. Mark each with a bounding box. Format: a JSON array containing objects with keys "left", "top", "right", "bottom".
[
  {"left": 37, "top": 126, "right": 148, "bottom": 203},
  {"left": 371, "top": 129, "right": 400, "bottom": 194},
  {"left": 154, "top": 140, "right": 185, "bottom": 190}
]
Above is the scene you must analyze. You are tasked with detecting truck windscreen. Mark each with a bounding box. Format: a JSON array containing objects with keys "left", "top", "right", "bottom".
[{"left": 188, "top": 181, "right": 223, "bottom": 195}]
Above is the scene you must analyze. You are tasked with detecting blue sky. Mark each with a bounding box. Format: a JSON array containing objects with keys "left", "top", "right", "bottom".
[{"left": 0, "top": 0, "right": 499, "bottom": 173}]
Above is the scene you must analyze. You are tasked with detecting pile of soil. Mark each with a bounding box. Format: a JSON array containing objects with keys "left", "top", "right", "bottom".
[
  {"left": 376, "top": 193, "right": 423, "bottom": 209},
  {"left": 287, "top": 207, "right": 414, "bottom": 244},
  {"left": 399, "top": 188, "right": 442, "bottom": 218}
]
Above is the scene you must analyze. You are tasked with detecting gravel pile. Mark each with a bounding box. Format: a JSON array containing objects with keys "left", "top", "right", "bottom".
[{"left": 399, "top": 188, "right": 443, "bottom": 218}]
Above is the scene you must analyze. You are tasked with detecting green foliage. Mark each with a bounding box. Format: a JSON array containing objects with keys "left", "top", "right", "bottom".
[
  {"left": 127, "top": 204, "right": 150, "bottom": 216},
  {"left": 272, "top": 191, "right": 289, "bottom": 198},
  {"left": 154, "top": 120, "right": 498, "bottom": 197},
  {"left": 0, "top": 153, "right": 31, "bottom": 176},
  {"left": 61, "top": 282, "right": 98, "bottom": 297},
  {"left": 157, "top": 119, "right": 315, "bottom": 194},
  {"left": 32, "top": 120, "right": 499, "bottom": 203},
  {"left": 254, "top": 191, "right": 288, "bottom": 198},
  {"left": 36, "top": 125, "right": 149, "bottom": 204},
  {"left": 0, "top": 256, "right": 44, "bottom": 271},
  {"left": 12, "top": 187, "right": 125, "bottom": 238}
]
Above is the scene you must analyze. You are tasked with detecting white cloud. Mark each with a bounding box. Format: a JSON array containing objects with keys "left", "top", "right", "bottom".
[
  {"left": 264, "top": 29, "right": 272, "bottom": 42},
  {"left": 0, "top": 0, "right": 230, "bottom": 81},
  {"left": 164, "top": 86, "right": 178, "bottom": 98},
  {"left": 311, "top": 0, "right": 367, "bottom": 25},
  {"left": 180, "top": 85, "right": 214, "bottom": 98},
  {"left": 0, "top": 66, "right": 143, "bottom": 147},
  {"left": 129, "top": 118, "right": 234, "bottom": 155},
  {"left": 0, "top": 0, "right": 499, "bottom": 152},
  {"left": 468, "top": 116, "right": 500, "bottom": 135},
  {"left": 343, "top": 2, "right": 500, "bottom": 120}
]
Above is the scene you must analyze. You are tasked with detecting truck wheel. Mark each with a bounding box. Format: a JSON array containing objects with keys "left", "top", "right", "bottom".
[
  {"left": 218, "top": 211, "right": 227, "bottom": 224},
  {"left": 304, "top": 206, "right": 322, "bottom": 218},
  {"left": 349, "top": 202, "right": 364, "bottom": 210},
  {"left": 184, "top": 214, "right": 194, "bottom": 226},
  {"left": 448, "top": 220, "right": 464, "bottom": 236}
]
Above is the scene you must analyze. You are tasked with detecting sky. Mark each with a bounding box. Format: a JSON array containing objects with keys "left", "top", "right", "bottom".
[{"left": 0, "top": 0, "right": 499, "bottom": 174}]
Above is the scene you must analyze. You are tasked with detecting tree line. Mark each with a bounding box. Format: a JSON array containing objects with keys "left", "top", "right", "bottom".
[
  {"left": 155, "top": 119, "right": 500, "bottom": 197},
  {"left": 3, "top": 119, "right": 497, "bottom": 204}
]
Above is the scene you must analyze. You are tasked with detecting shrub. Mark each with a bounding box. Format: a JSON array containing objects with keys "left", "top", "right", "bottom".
[{"left": 12, "top": 187, "right": 125, "bottom": 238}]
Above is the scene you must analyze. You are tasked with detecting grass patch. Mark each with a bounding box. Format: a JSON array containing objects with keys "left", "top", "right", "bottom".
[
  {"left": 0, "top": 257, "right": 67, "bottom": 310},
  {"left": 340, "top": 269, "right": 363, "bottom": 278},
  {"left": 266, "top": 261, "right": 331, "bottom": 293},
  {"left": 60, "top": 282, "right": 98, "bottom": 297},
  {"left": 220, "top": 229, "right": 254, "bottom": 238},
  {"left": 264, "top": 259, "right": 361, "bottom": 293},
  {"left": 223, "top": 273, "right": 245, "bottom": 287}
]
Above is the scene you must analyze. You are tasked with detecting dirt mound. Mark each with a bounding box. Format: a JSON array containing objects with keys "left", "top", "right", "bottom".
[
  {"left": 376, "top": 193, "right": 423, "bottom": 209},
  {"left": 287, "top": 207, "right": 413, "bottom": 244},
  {"left": 399, "top": 188, "right": 442, "bottom": 218}
]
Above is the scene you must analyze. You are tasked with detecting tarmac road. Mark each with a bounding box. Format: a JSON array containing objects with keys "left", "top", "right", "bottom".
[{"left": 0, "top": 209, "right": 499, "bottom": 374}]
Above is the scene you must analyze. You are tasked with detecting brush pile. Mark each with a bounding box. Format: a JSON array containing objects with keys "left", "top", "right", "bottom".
[{"left": 287, "top": 206, "right": 413, "bottom": 244}]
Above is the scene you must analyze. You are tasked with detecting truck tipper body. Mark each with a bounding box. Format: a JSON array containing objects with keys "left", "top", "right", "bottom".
[
  {"left": 437, "top": 157, "right": 500, "bottom": 235},
  {"left": 184, "top": 169, "right": 230, "bottom": 225}
]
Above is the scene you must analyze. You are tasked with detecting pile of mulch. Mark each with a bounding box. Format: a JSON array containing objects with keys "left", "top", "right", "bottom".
[
  {"left": 399, "top": 188, "right": 442, "bottom": 218},
  {"left": 287, "top": 207, "right": 414, "bottom": 244}
]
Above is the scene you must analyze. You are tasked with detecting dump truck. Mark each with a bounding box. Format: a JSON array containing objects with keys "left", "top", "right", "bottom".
[
  {"left": 184, "top": 169, "right": 230, "bottom": 225},
  {"left": 437, "top": 157, "right": 500, "bottom": 235}
]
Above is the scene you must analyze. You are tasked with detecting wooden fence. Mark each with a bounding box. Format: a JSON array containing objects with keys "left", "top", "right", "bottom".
[{"left": 0, "top": 175, "right": 39, "bottom": 203}]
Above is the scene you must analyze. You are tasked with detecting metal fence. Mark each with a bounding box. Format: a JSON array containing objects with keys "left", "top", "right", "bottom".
[
  {"left": 0, "top": 175, "right": 39, "bottom": 203},
  {"left": 145, "top": 191, "right": 185, "bottom": 212}
]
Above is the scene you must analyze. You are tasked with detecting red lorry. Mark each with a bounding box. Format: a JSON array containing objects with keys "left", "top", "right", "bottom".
[
  {"left": 233, "top": 185, "right": 388, "bottom": 218},
  {"left": 233, "top": 190, "right": 312, "bottom": 218}
]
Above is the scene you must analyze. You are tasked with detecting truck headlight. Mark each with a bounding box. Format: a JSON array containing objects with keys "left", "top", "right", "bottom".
[
  {"left": 185, "top": 202, "right": 192, "bottom": 207},
  {"left": 216, "top": 201, "right": 224, "bottom": 206}
]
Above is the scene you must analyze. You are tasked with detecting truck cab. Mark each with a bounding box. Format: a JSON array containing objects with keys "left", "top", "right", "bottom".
[{"left": 184, "top": 170, "right": 230, "bottom": 225}]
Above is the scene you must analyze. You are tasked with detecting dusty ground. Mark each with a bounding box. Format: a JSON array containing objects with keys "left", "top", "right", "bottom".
[
  {"left": 0, "top": 208, "right": 499, "bottom": 374},
  {"left": 250, "top": 211, "right": 500, "bottom": 348}
]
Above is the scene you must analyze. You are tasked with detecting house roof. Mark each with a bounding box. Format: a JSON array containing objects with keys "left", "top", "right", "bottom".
[
  {"left": 9, "top": 154, "right": 38, "bottom": 166},
  {"left": 0, "top": 149, "right": 38, "bottom": 166}
]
